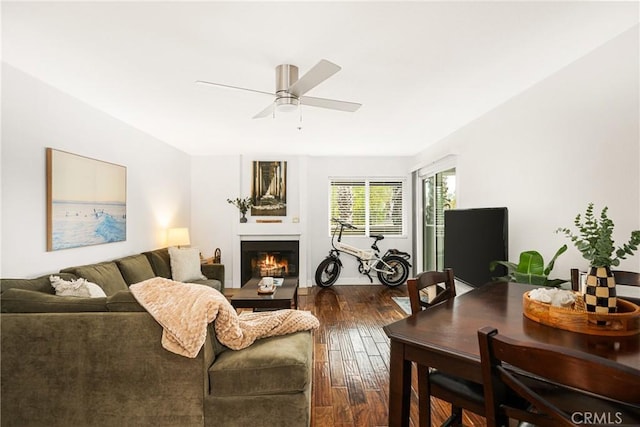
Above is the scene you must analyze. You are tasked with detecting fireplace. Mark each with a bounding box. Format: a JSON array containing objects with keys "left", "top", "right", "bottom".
[{"left": 240, "top": 240, "right": 299, "bottom": 286}]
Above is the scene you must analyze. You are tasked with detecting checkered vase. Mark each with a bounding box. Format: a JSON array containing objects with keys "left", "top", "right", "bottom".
[{"left": 584, "top": 267, "right": 617, "bottom": 321}]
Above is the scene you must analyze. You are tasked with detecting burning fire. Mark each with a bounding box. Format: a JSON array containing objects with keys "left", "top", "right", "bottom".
[{"left": 257, "top": 253, "right": 288, "bottom": 277}]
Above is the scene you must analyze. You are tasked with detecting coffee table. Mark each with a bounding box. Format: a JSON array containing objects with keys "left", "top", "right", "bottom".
[{"left": 230, "top": 277, "right": 299, "bottom": 311}]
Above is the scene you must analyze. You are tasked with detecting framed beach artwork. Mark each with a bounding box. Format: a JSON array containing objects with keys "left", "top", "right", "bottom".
[
  {"left": 251, "top": 161, "right": 287, "bottom": 216},
  {"left": 46, "top": 148, "right": 127, "bottom": 251}
]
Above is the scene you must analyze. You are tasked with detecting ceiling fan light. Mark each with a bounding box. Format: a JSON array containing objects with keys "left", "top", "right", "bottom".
[{"left": 275, "top": 97, "right": 299, "bottom": 112}]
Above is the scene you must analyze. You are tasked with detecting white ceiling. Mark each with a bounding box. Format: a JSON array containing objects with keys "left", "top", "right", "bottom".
[{"left": 2, "top": 1, "right": 638, "bottom": 156}]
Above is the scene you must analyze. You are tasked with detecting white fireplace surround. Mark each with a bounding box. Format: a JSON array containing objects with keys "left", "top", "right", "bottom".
[{"left": 232, "top": 223, "right": 306, "bottom": 288}]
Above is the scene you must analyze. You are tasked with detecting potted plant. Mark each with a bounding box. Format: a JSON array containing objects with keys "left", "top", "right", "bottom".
[
  {"left": 490, "top": 245, "right": 567, "bottom": 287},
  {"left": 557, "top": 203, "right": 640, "bottom": 314},
  {"left": 227, "top": 197, "right": 253, "bottom": 223}
]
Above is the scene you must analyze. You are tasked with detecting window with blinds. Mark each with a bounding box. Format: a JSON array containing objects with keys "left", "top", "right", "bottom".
[{"left": 329, "top": 179, "right": 405, "bottom": 236}]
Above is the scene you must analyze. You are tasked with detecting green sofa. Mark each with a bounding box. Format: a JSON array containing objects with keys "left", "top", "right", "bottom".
[{"left": 0, "top": 248, "right": 313, "bottom": 427}]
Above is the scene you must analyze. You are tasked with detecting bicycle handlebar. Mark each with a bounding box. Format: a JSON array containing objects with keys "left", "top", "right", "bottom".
[{"left": 331, "top": 218, "right": 358, "bottom": 230}]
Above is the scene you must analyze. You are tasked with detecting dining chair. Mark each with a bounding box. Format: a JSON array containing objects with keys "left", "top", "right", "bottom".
[
  {"left": 477, "top": 326, "right": 640, "bottom": 427},
  {"left": 406, "top": 269, "right": 485, "bottom": 427},
  {"left": 571, "top": 268, "right": 640, "bottom": 303}
]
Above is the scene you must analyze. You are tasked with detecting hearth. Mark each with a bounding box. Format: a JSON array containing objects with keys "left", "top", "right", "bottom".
[{"left": 240, "top": 240, "right": 299, "bottom": 286}]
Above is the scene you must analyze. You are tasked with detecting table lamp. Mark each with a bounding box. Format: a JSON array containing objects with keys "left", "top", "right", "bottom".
[{"left": 167, "top": 227, "right": 190, "bottom": 248}]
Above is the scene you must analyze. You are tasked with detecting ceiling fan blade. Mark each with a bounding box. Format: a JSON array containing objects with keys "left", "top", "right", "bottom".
[
  {"left": 195, "top": 80, "right": 274, "bottom": 97},
  {"left": 252, "top": 102, "right": 275, "bottom": 119},
  {"left": 300, "top": 96, "right": 361, "bottom": 112},
  {"left": 288, "top": 59, "right": 341, "bottom": 97}
]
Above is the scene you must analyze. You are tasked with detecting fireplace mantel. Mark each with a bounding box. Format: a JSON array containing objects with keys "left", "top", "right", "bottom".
[{"left": 237, "top": 222, "right": 301, "bottom": 236}]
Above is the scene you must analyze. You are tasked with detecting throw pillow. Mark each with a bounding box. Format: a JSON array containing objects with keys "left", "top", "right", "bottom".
[
  {"left": 168, "top": 247, "right": 206, "bottom": 282},
  {"left": 115, "top": 254, "right": 156, "bottom": 285},
  {"left": 84, "top": 280, "right": 108, "bottom": 298},
  {"left": 49, "top": 275, "right": 107, "bottom": 298}
]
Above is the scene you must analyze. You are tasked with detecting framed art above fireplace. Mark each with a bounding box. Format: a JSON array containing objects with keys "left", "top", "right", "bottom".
[{"left": 251, "top": 161, "right": 286, "bottom": 216}]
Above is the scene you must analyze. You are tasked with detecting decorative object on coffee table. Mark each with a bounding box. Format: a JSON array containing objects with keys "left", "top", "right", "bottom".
[
  {"left": 227, "top": 196, "right": 253, "bottom": 223},
  {"left": 257, "top": 285, "right": 275, "bottom": 295},
  {"left": 557, "top": 203, "right": 640, "bottom": 320},
  {"left": 257, "top": 276, "right": 275, "bottom": 294}
]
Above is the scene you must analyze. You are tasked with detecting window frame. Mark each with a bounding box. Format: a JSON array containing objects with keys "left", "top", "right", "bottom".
[
  {"left": 328, "top": 177, "right": 407, "bottom": 238},
  {"left": 414, "top": 154, "right": 458, "bottom": 273}
]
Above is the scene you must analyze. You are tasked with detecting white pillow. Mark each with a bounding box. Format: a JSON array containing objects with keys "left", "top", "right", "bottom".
[
  {"left": 168, "top": 247, "right": 206, "bottom": 282},
  {"left": 49, "top": 275, "right": 107, "bottom": 298},
  {"left": 84, "top": 280, "right": 108, "bottom": 298}
]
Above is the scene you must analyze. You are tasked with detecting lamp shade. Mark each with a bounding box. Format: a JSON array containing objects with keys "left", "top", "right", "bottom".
[{"left": 167, "top": 227, "right": 190, "bottom": 247}]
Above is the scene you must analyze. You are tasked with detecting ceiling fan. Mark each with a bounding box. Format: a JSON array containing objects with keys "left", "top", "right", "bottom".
[{"left": 196, "top": 59, "right": 361, "bottom": 119}]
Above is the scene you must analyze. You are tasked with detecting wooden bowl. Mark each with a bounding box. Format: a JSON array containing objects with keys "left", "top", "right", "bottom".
[{"left": 523, "top": 291, "right": 640, "bottom": 336}]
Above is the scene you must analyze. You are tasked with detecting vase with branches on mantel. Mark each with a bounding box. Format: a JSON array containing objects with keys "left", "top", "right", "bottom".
[
  {"left": 557, "top": 203, "right": 640, "bottom": 317},
  {"left": 227, "top": 197, "right": 253, "bottom": 223}
]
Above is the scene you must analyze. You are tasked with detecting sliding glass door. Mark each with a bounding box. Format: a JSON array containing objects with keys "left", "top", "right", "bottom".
[{"left": 422, "top": 168, "right": 456, "bottom": 271}]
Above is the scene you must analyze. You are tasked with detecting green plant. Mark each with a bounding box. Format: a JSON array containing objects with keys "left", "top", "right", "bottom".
[
  {"left": 227, "top": 197, "right": 253, "bottom": 214},
  {"left": 490, "top": 245, "right": 568, "bottom": 286},
  {"left": 556, "top": 203, "right": 640, "bottom": 267}
]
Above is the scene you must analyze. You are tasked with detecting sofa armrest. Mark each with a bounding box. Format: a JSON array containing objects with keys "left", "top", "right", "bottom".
[
  {"left": 1, "top": 312, "right": 214, "bottom": 426},
  {"left": 201, "top": 263, "right": 224, "bottom": 287}
]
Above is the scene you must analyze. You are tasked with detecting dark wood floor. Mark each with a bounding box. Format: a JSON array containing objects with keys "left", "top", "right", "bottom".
[{"left": 299, "top": 284, "right": 486, "bottom": 427}]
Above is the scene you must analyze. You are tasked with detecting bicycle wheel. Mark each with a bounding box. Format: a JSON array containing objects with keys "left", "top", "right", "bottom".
[
  {"left": 315, "top": 257, "right": 341, "bottom": 287},
  {"left": 377, "top": 255, "right": 410, "bottom": 287}
]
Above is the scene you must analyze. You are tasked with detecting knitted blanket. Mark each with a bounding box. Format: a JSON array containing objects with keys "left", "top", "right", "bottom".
[{"left": 129, "top": 278, "right": 319, "bottom": 358}]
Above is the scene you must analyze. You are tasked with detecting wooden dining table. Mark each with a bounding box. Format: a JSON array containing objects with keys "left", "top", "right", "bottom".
[{"left": 383, "top": 281, "right": 640, "bottom": 427}]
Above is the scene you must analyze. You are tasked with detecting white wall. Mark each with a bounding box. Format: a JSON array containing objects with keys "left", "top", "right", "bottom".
[
  {"left": 1, "top": 64, "right": 191, "bottom": 277},
  {"left": 413, "top": 26, "right": 640, "bottom": 278},
  {"left": 190, "top": 155, "right": 241, "bottom": 266},
  {"left": 190, "top": 155, "right": 241, "bottom": 290}
]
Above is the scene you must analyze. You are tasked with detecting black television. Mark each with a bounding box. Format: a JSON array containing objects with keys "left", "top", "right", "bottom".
[{"left": 444, "top": 207, "right": 508, "bottom": 287}]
